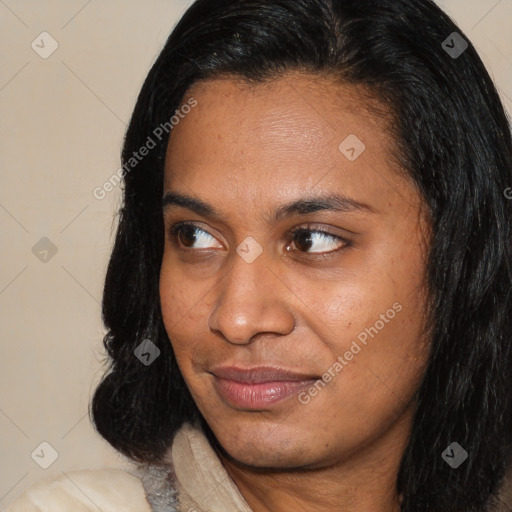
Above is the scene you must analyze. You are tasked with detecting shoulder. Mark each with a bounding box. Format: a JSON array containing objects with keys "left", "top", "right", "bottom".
[{"left": 4, "top": 468, "right": 152, "bottom": 512}]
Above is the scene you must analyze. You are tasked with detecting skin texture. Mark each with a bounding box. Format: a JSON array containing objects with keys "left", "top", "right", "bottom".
[{"left": 159, "top": 72, "right": 432, "bottom": 512}]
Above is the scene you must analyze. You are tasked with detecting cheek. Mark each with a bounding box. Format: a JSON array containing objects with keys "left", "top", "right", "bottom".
[
  {"left": 289, "top": 247, "right": 426, "bottom": 349},
  {"left": 159, "top": 259, "right": 208, "bottom": 362},
  {"left": 324, "top": 290, "right": 428, "bottom": 433},
  {"left": 297, "top": 240, "right": 429, "bottom": 404}
]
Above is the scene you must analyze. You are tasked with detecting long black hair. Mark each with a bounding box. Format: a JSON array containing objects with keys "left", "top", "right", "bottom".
[{"left": 90, "top": 1, "right": 512, "bottom": 510}]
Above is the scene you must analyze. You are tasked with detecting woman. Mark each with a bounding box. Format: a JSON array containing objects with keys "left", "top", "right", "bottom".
[{"left": 7, "top": 0, "right": 512, "bottom": 511}]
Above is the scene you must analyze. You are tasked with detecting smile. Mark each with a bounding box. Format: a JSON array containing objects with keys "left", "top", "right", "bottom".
[{"left": 210, "top": 366, "right": 319, "bottom": 409}]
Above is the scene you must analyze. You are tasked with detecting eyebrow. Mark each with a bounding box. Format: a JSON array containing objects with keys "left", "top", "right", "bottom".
[{"left": 162, "top": 191, "right": 377, "bottom": 223}]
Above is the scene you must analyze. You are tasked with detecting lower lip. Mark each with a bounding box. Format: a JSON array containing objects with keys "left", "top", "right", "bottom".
[{"left": 212, "top": 376, "right": 316, "bottom": 409}]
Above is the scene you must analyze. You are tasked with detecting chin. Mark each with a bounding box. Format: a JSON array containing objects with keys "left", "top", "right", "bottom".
[
  {"left": 221, "top": 443, "right": 313, "bottom": 470},
  {"left": 205, "top": 416, "right": 324, "bottom": 469}
]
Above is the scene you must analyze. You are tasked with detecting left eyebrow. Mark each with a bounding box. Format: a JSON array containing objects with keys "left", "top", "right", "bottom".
[
  {"left": 162, "top": 191, "right": 377, "bottom": 224},
  {"left": 271, "top": 194, "right": 378, "bottom": 221}
]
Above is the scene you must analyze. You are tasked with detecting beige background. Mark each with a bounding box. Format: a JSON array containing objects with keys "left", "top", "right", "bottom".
[{"left": 1, "top": 0, "right": 511, "bottom": 507}]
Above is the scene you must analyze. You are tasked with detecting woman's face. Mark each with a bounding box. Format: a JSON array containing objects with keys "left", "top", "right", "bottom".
[{"left": 160, "top": 72, "right": 431, "bottom": 470}]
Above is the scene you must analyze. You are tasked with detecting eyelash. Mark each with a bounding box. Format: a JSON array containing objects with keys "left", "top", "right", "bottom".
[{"left": 167, "top": 222, "right": 350, "bottom": 259}]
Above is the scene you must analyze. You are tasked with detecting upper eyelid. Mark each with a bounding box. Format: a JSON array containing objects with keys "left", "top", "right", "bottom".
[{"left": 170, "top": 222, "right": 221, "bottom": 241}]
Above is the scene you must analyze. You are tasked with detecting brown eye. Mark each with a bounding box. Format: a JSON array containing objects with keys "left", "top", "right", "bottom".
[
  {"left": 168, "top": 223, "right": 222, "bottom": 250},
  {"left": 288, "top": 226, "right": 349, "bottom": 255},
  {"left": 176, "top": 224, "right": 198, "bottom": 248}
]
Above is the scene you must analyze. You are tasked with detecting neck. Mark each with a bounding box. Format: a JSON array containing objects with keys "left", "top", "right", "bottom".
[{"left": 215, "top": 415, "right": 410, "bottom": 512}]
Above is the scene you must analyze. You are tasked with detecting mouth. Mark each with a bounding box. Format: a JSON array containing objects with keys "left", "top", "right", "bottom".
[{"left": 209, "top": 365, "right": 319, "bottom": 410}]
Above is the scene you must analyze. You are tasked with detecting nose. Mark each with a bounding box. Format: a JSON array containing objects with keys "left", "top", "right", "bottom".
[{"left": 207, "top": 251, "right": 295, "bottom": 345}]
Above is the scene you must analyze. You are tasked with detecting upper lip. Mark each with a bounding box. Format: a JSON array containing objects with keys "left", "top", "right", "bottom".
[{"left": 210, "top": 366, "right": 318, "bottom": 384}]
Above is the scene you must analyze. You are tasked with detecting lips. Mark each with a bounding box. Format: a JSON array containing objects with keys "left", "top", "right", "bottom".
[
  {"left": 211, "top": 365, "right": 317, "bottom": 383},
  {"left": 210, "top": 365, "right": 319, "bottom": 409}
]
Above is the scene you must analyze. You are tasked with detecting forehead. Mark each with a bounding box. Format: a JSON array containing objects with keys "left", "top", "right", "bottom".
[
  {"left": 163, "top": 72, "right": 407, "bottom": 213},
  {"left": 166, "top": 73, "right": 392, "bottom": 165}
]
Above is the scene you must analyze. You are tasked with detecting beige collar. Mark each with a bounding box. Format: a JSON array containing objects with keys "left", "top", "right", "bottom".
[
  {"left": 171, "top": 422, "right": 254, "bottom": 512},
  {"left": 142, "top": 421, "right": 254, "bottom": 512}
]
